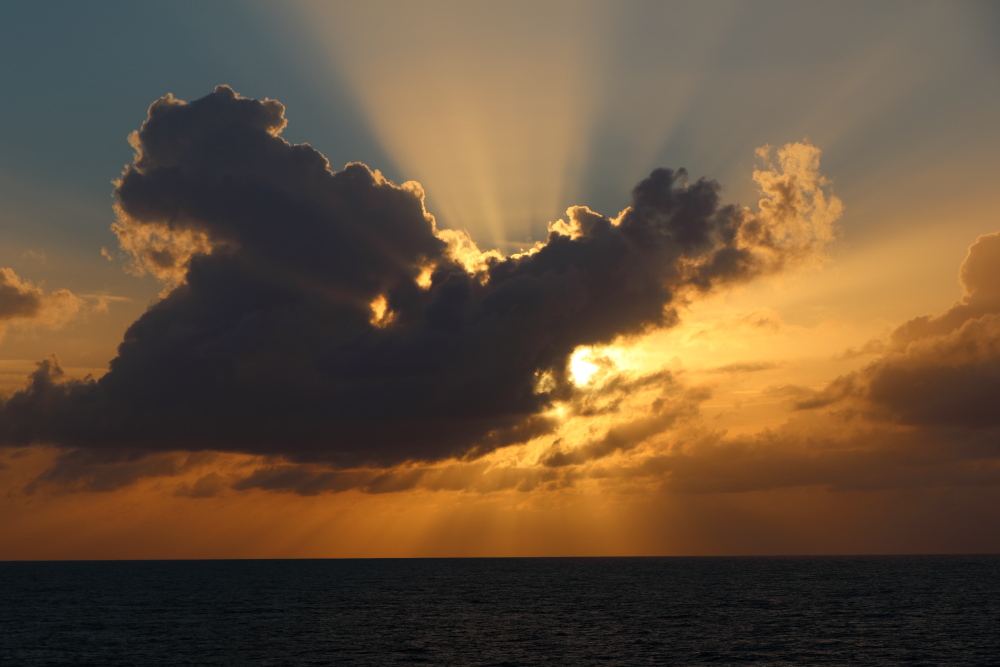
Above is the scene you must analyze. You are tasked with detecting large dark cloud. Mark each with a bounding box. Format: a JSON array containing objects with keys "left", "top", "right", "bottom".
[{"left": 0, "top": 86, "right": 835, "bottom": 467}]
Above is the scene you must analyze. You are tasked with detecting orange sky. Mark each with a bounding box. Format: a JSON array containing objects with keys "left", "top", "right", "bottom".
[{"left": 1, "top": 1, "right": 999, "bottom": 559}]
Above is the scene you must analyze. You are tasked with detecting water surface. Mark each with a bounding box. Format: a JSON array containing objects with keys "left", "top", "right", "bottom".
[{"left": 2, "top": 556, "right": 997, "bottom": 665}]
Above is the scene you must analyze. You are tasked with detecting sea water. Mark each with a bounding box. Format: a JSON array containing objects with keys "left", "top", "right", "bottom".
[{"left": 2, "top": 556, "right": 998, "bottom": 665}]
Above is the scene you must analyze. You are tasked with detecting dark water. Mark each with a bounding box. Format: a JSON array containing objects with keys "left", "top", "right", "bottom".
[{"left": 2, "top": 556, "right": 998, "bottom": 666}]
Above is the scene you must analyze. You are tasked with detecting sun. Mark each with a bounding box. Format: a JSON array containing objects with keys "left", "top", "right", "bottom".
[{"left": 569, "top": 347, "right": 601, "bottom": 386}]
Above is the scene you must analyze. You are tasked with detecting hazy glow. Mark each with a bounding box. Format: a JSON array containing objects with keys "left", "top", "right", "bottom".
[
  {"left": 287, "top": 1, "right": 621, "bottom": 246},
  {"left": 5, "top": 443, "right": 997, "bottom": 558},
  {"left": 568, "top": 344, "right": 636, "bottom": 387}
]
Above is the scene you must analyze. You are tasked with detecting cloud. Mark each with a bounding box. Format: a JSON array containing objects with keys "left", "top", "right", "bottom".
[
  {"left": 482, "top": 231, "right": 1000, "bottom": 497},
  {"left": 615, "top": 232, "right": 1000, "bottom": 496},
  {"left": 796, "top": 232, "right": 1000, "bottom": 428},
  {"left": 230, "top": 460, "right": 569, "bottom": 496},
  {"left": 706, "top": 360, "right": 782, "bottom": 374},
  {"left": 223, "top": 404, "right": 1000, "bottom": 499},
  {"left": 541, "top": 382, "right": 707, "bottom": 467},
  {"left": 0, "top": 266, "right": 82, "bottom": 337},
  {"left": 170, "top": 226, "right": 1000, "bottom": 501},
  {"left": 0, "top": 86, "right": 841, "bottom": 472},
  {"left": 24, "top": 446, "right": 217, "bottom": 494},
  {"left": 867, "top": 315, "right": 1000, "bottom": 427},
  {"left": 174, "top": 471, "right": 228, "bottom": 498},
  {"left": 631, "top": 417, "right": 1000, "bottom": 495}
]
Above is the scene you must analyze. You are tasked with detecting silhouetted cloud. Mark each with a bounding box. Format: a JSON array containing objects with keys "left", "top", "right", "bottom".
[
  {"left": 0, "top": 267, "right": 81, "bottom": 337},
  {"left": 171, "top": 227, "right": 1000, "bottom": 498},
  {"left": 796, "top": 232, "right": 1000, "bottom": 428},
  {"left": 628, "top": 232, "right": 1000, "bottom": 495},
  {"left": 195, "top": 228, "right": 1000, "bottom": 499},
  {"left": 232, "top": 459, "right": 566, "bottom": 496},
  {"left": 627, "top": 421, "right": 1000, "bottom": 494},
  {"left": 0, "top": 86, "right": 840, "bottom": 470},
  {"left": 862, "top": 233, "right": 1000, "bottom": 428},
  {"left": 24, "top": 447, "right": 216, "bottom": 494}
]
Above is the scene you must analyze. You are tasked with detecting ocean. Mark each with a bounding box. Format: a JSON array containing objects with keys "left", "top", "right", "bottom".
[{"left": 2, "top": 556, "right": 998, "bottom": 666}]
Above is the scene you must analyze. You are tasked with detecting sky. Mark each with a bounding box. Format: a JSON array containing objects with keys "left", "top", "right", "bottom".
[{"left": 1, "top": 0, "right": 999, "bottom": 559}]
